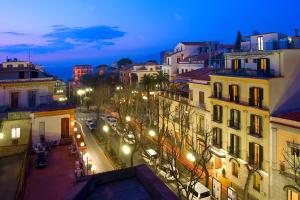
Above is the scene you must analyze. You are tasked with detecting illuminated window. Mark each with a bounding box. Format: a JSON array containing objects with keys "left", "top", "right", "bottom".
[
  {"left": 232, "top": 162, "right": 239, "bottom": 177},
  {"left": 258, "top": 36, "right": 264, "bottom": 51},
  {"left": 288, "top": 189, "right": 299, "bottom": 200},
  {"left": 11, "top": 128, "right": 21, "bottom": 139},
  {"left": 253, "top": 174, "right": 261, "bottom": 191}
]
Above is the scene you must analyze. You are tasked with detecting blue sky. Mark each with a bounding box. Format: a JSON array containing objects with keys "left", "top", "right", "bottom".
[{"left": 0, "top": 0, "right": 299, "bottom": 77}]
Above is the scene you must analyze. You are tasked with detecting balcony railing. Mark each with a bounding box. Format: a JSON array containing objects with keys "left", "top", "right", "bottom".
[
  {"left": 229, "top": 95, "right": 240, "bottom": 103},
  {"left": 216, "top": 68, "right": 275, "bottom": 78},
  {"left": 212, "top": 114, "right": 222, "bottom": 123},
  {"left": 198, "top": 103, "right": 206, "bottom": 110},
  {"left": 228, "top": 120, "right": 240, "bottom": 130},
  {"left": 212, "top": 92, "right": 222, "bottom": 99},
  {"left": 237, "top": 40, "right": 299, "bottom": 52},
  {"left": 248, "top": 157, "right": 262, "bottom": 169},
  {"left": 228, "top": 146, "right": 240, "bottom": 158},
  {"left": 248, "top": 98, "right": 263, "bottom": 108},
  {"left": 248, "top": 126, "right": 262, "bottom": 138}
]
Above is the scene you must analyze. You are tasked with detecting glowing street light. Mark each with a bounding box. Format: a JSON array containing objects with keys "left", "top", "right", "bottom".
[
  {"left": 71, "top": 121, "right": 75, "bottom": 126},
  {"left": 103, "top": 125, "right": 109, "bottom": 133},
  {"left": 122, "top": 145, "right": 131, "bottom": 155},
  {"left": 142, "top": 96, "right": 148, "bottom": 100},
  {"left": 76, "top": 134, "right": 81, "bottom": 139},
  {"left": 80, "top": 142, "right": 85, "bottom": 147},
  {"left": 85, "top": 88, "right": 93, "bottom": 92},
  {"left": 149, "top": 129, "right": 155, "bottom": 137},
  {"left": 186, "top": 152, "right": 196, "bottom": 162},
  {"left": 91, "top": 164, "right": 96, "bottom": 174},
  {"left": 74, "top": 127, "right": 78, "bottom": 132},
  {"left": 116, "top": 86, "right": 123, "bottom": 91},
  {"left": 125, "top": 116, "right": 131, "bottom": 122}
]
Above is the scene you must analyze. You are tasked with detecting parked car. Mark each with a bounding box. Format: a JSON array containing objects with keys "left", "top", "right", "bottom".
[
  {"left": 88, "top": 123, "right": 97, "bottom": 131},
  {"left": 181, "top": 181, "right": 211, "bottom": 200},
  {"left": 107, "top": 117, "right": 117, "bottom": 126},
  {"left": 85, "top": 119, "right": 93, "bottom": 126},
  {"left": 124, "top": 133, "right": 135, "bottom": 144},
  {"left": 157, "top": 164, "right": 179, "bottom": 181},
  {"left": 142, "top": 149, "right": 159, "bottom": 166}
]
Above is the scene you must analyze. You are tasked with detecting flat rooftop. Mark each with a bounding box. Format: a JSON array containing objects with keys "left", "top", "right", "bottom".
[
  {"left": 0, "top": 152, "right": 24, "bottom": 200},
  {"left": 24, "top": 145, "right": 76, "bottom": 200},
  {"left": 67, "top": 165, "right": 179, "bottom": 200}
]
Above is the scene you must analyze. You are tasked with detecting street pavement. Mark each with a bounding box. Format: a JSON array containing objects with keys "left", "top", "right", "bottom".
[{"left": 75, "top": 112, "right": 114, "bottom": 173}]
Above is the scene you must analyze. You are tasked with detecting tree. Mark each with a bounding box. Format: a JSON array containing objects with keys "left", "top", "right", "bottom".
[
  {"left": 243, "top": 164, "right": 261, "bottom": 200},
  {"left": 154, "top": 71, "right": 169, "bottom": 91},
  {"left": 117, "top": 58, "right": 132, "bottom": 68},
  {"left": 141, "top": 74, "right": 155, "bottom": 98},
  {"left": 235, "top": 31, "right": 242, "bottom": 50},
  {"left": 83, "top": 96, "right": 92, "bottom": 111},
  {"left": 282, "top": 142, "right": 300, "bottom": 186}
]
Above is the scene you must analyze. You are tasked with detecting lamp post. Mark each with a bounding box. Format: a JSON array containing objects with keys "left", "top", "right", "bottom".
[
  {"left": 186, "top": 152, "right": 196, "bottom": 162},
  {"left": 77, "top": 89, "right": 86, "bottom": 111},
  {"left": 148, "top": 129, "right": 155, "bottom": 137}
]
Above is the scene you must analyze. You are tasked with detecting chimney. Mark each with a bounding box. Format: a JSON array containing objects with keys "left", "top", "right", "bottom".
[{"left": 295, "top": 28, "right": 299, "bottom": 37}]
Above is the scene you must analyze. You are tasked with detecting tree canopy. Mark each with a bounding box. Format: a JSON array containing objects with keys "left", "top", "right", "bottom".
[{"left": 117, "top": 58, "right": 133, "bottom": 68}]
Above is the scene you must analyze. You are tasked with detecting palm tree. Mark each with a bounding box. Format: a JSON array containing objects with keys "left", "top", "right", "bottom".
[
  {"left": 154, "top": 71, "right": 169, "bottom": 91},
  {"left": 141, "top": 74, "right": 155, "bottom": 97}
]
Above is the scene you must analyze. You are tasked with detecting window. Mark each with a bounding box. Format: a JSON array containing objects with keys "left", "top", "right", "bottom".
[
  {"left": 231, "top": 59, "right": 241, "bottom": 72},
  {"left": 213, "top": 105, "right": 223, "bottom": 123},
  {"left": 249, "top": 142, "right": 263, "bottom": 168},
  {"left": 28, "top": 91, "right": 37, "bottom": 107},
  {"left": 19, "top": 71, "right": 25, "bottom": 79},
  {"left": 253, "top": 59, "right": 257, "bottom": 63},
  {"left": 249, "top": 114, "right": 262, "bottom": 137},
  {"left": 257, "top": 58, "right": 270, "bottom": 75},
  {"left": 229, "top": 109, "right": 240, "bottom": 129},
  {"left": 229, "top": 85, "right": 239, "bottom": 103},
  {"left": 244, "top": 58, "right": 248, "bottom": 63},
  {"left": 189, "top": 90, "right": 193, "bottom": 101},
  {"left": 288, "top": 189, "right": 299, "bottom": 200},
  {"left": 177, "top": 57, "right": 181, "bottom": 63},
  {"left": 199, "top": 91, "right": 205, "bottom": 107},
  {"left": 232, "top": 162, "right": 239, "bottom": 177},
  {"left": 229, "top": 134, "right": 240, "bottom": 157},
  {"left": 212, "top": 127, "right": 222, "bottom": 148},
  {"left": 257, "top": 36, "right": 264, "bottom": 51},
  {"left": 10, "top": 92, "right": 19, "bottom": 109},
  {"left": 249, "top": 87, "right": 263, "bottom": 107},
  {"left": 181, "top": 69, "right": 184, "bottom": 74},
  {"left": 253, "top": 174, "right": 261, "bottom": 192},
  {"left": 11, "top": 128, "right": 21, "bottom": 139},
  {"left": 291, "top": 147, "right": 300, "bottom": 157},
  {"left": 213, "top": 82, "right": 222, "bottom": 99}
]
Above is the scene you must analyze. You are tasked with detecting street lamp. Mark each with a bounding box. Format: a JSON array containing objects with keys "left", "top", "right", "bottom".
[
  {"left": 186, "top": 152, "right": 196, "bottom": 162},
  {"left": 116, "top": 86, "right": 123, "bottom": 91},
  {"left": 91, "top": 164, "right": 96, "bottom": 174},
  {"left": 149, "top": 129, "right": 155, "bottom": 137},
  {"left": 85, "top": 88, "right": 93, "bottom": 93},
  {"left": 76, "top": 134, "right": 81, "bottom": 139},
  {"left": 80, "top": 142, "right": 85, "bottom": 147},
  {"left": 103, "top": 125, "right": 109, "bottom": 133},
  {"left": 122, "top": 144, "right": 131, "bottom": 155},
  {"left": 142, "top": 96, "right": 148, "bottom": 100},
  {"left": 74, "top": 127, "right": 78, "bottom": 132},
  {"left": 77, "top": 89, "right": 86, "bottom": 106},
  {"left": 125, "top": 116, "right": 131, "bottom": 122}
]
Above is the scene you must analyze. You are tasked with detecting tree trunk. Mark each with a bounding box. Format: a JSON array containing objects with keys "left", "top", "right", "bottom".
[
  {"left": 243, "top": 171, "right": 252, "bottom": 200},
  {"left": 203, "top": 165, "right": 210, "bottom": 187}
]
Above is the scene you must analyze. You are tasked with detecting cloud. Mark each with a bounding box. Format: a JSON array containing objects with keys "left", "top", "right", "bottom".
[
  {"left": 0, "top": 25, "right": 126, "bottom": 54},
  {"left": 0, "top": 31, "right": 28, "bottom": 36}
]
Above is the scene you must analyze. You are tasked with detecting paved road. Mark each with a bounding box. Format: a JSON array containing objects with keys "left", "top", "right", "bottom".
[{"left": 75, "top": 112, "right": 114, "bottom": 173}]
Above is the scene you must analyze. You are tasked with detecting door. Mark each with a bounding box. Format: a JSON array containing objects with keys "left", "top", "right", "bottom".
[
  {"left": 39, "top": 122, "right": 45, "bottom": 142},
  {"left": 11, "top": 92, "right": 19, "bottom": 109},
  {"left": 61, "top": 118, "right": 69, "bottom": 138}
]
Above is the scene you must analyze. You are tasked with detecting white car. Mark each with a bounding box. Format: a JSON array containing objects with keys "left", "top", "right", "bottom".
[
  {"left": 142, "top": 149, "right": 159, "bottom": 166},
  {"left": 181, "top": 182, "right": 211, "bottom": 200},
  {"left": 157, "top": 164, "right": 179, "bottom": 181},
  {"left": 124, "top": 133, "right": 135, "bottom": 144},
  {"left": 107, "top": 117, "right": 117, "bottom": 126}
]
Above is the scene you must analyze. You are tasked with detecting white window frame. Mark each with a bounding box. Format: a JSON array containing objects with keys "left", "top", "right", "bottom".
[{"left": 11, "top": 128, "right": 21, "bottom": 139}]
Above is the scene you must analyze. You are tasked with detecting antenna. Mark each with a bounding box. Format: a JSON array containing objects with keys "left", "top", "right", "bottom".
[{"left": 28, "top": 48, "right": 31, "bottom": 62}]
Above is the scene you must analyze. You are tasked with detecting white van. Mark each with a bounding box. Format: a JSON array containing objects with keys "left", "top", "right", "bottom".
[
  {"left": 181, "top": 182, "right": 211, "bottom": 200},
  {"left": 142, "top": 149, "right": 159, "bottom": 166}
]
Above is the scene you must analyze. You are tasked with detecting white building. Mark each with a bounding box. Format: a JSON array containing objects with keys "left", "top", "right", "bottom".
[{"left": 131, "top": 61, "right": 161, "bottom": 83}]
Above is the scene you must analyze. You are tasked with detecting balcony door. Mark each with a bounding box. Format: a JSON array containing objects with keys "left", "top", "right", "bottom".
[
  {"left": 11, "top": 92, "right": 19, "bottom": 109},
  {"left": 61, "top": 118, "right": 69, "bottom": 138}
]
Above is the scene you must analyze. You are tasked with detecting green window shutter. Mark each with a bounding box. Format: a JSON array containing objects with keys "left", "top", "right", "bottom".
[
  {"left": 238, "top": 59, "right": 242, "bottom": 69},
  {"left": 250, "top": 114, "right": 255, "bottom": 133},
  {"left": 230, "top": 134, "right": 234, "bottom": 151},
  {"left": 220, "top": 106, "right": 223, "bottom": 122},
  {"left": 259, "top": 88, "right": 264, "bottom": 107},
  {"left": 213, "top": 83, "right": 217, "bottom": 97},
  {"left": 229, "top": 85, "right": 233, "bottom": 101},
  {"left": 266, "top": 58, "right": 270, "bottom": 74},
  {"left": 259, "top": 116, "right": 263, "bottom": 136},
  {"left": 249, "top": 142, "right": 254, "bottom": 164},
  {"left": 236, "top": 136, "right": 240, "bottom": 155},
  {"left": 249, "top": 87, "right": 254, "bottom": 105},
  {"left": 259, "top": 145, "right": 263, "bottom": 168},
  {"left": 230, "top": 109, "right": 234, "bottom": 124},
  {"left": 257, "top": 58, "right": 262, "bottom": 74},
  {"left": 237, "top": 110, "right": 241, "bottom": 128},
  {"left": 219, "top": 128, "right": 222, "bottom": 148}
]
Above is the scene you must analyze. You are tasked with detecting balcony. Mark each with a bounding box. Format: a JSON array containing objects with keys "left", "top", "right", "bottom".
[
  {"left": 229, "top": 95, "right": 239, "bottom": 103},
  {"left": 248, "top": 98, "right": 263, "bottom": 108},
  {"left": 198, "top": 103, "right": 206, "bottom": 110},
  {"left": 212, "top": 114, "right": 222, "bottom": 123},
  {"left": 248, "top": 126, "right": 262, "bottom": 138},
  {"left": 228, "top": 146, "right": 240, "bottom": 158},
  {"left": 212, "top": 92, "right": 222, "bottom": 99},
  {"left": 228, "top": 120, "right": 240, "bottom": 130},
  {"left": 215, "top": 68, "right": 275, "bottom": 78},
  {"left": 248, "top": 157, "right": 262, "bottom": 169},
  {"left": 238, "top": 40, "right": 298, "bottom": 52}
]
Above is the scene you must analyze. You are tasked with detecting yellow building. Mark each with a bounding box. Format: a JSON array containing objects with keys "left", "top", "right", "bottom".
[
  {"left": 209, "top": 49, "right": 300, "bottom": 200},
  {"left": 270, "top": 112, "right": 300, "bottom": 200}
]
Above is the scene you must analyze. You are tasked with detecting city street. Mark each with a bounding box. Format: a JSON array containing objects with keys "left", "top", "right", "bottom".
[{"left": 75, "top": 112, "right": 114, "bottom": 173}]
